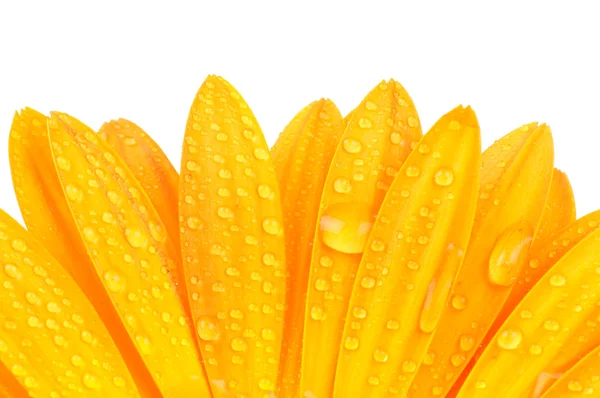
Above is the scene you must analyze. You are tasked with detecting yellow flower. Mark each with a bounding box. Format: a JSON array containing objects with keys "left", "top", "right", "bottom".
[{"left": 0, "top": 75, "right": 597, "bottom": 397}]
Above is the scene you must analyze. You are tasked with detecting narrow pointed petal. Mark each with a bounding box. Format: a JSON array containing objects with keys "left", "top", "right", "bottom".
[
  {"left": 8, "top": 108, "right": 159, "bottom": 395},
  {"left": 0, "top": 210, "right": 139, "bottom": 396},
  {"left": 300, "top": 79, "right": 423, "bottom": 397},
  {"left": 99, "top": 119, "right": 180, "bottom": 254},
  {"left": 179, "top": 75, "right": 286, "bottom": 397},
  {"left": 47, "top": 113, "right": 210, "bottom": 396},
  {"left": 333, "top": 106, "right": 480, "bottom": 397},
  {"left": 542, "top": 345, "right": 600, "bottom": 398},
  {"left": 458, "top": 227, "right": 600, "bottom": 397},
  {"left": 271, "top": 99, "right": 344, "bottom": 397},
  {"left": 411, "top": 123, "right": 554, "bottom": 397},
  {"left": 532, "top": 168, "right": 576, "bottom": 249}
]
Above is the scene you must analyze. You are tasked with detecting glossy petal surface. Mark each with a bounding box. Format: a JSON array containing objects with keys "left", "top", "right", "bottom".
[
  {"left": 271, "top": 99, "right": 343, "bottom": 397},
  {"left": 300, "top": 79, "right": 423, "bottom": 397},
  {"left": 411, "top": 123, "right": 554, "bottom": 397},
  {"left": 333, "top": 106, "right": 480, "bottom": 397},
  {"left": 179, "top": 75, "right": 286, "bottom": 397}
]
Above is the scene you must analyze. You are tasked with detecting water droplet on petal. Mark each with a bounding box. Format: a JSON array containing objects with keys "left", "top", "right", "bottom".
[
  {"left": 196, "top": 316, "right": 220, "bottom": 341},
  {"left": 497, "top": 327, "right": 522, "bottom": 350},
  {"left": 103, "top": 270, "right": 126, "bottom": 293},
  {"left": 434, "top": 167, "right": 454, "bottom": 186},
  {"left": 343, "top": 138, "right": 362, "bottom": 154},
  {"left": 320, "top": 203, "right": 374, "bottom": 254},
  {"left": 488, "top": 222, "right": 533, "bottom": 286}
]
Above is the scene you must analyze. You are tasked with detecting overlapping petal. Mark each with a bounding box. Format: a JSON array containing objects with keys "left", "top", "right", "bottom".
[{"left": 1, "top": 74, "right": 599, "bottom": 398}]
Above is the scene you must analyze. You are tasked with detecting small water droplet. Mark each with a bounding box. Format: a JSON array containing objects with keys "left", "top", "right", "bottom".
[
  {"left": 55, "top": 156, "right": 71, "bottom": 171},
  {"left": 310, "top": 305, "right": 325, "bottom": 320},
  {"left": 405, "top": 166, "right": 420, "bottom": 177},
  {"left": 361, "top": 276, "right": 376, "bottom": 289},
  {"left": 343, "top": 138, "right": 362, "bottom": 154},
  {"left": 65, "top": 184, "right": 84, "bottom": 202},
  {"left": 549, "top": 274, "right": 566, "bottom": 287},
  {"left": 344, "top": 337, "right": 359, "bottom": 350},
  {"left": 373, "top": 349, "right": 388, "bottom": 363},
  {"left": 231, "top": 338, "right": 248, "bottom": 352},
  {"left": 82, "top": 373, "right": 100, "bottom": 389},
  {"left": 358, "top": 118, "right": 372, "bottom": 129},
  {"left": 125, "top": 227, "right": 149, "bottom": 249},
  {"left": 333, "top": 178, "right": 352, "bottom": 194},
  {"left": 196, "top": 316, "right": 221, "bottom": 341},
  {"left": 103, "top": 269, "right": 126, "bottom": 293},
  {"left": 497, "top": 327, "right": 522, "bottom": 350},
  {"left": 262, "top": 218, "right": 281, "bottom": 235},
  {"left": 452, "top": 295, "right": 467, "bottom": 310},
  {"left": 434, "top": 167, "right": 454, "bottom": 186}
]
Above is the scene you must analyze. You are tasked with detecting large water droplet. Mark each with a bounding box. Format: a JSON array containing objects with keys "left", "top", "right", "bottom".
[
  {"left": 320, "top": 202, "right": 374, "bottom": 254},
  {"left": 488, "top": 222, "right": 533, "bottom": 286}
]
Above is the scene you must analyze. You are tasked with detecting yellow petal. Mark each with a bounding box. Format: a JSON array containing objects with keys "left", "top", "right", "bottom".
[
  {"left": 47, "top": 113, "right": 210, "bottom": 396},
  {"left": 99, "top": 119, "right": 180, "bottom": 255},
  {"left": 532, "top": 168, "right": 576, "bottom": 249},
  {"left": 333, "top": 106, "right": 480, "bottom": 397},
  {"left": 411, "top": 123, "right": 554, "bottom": 397},
  {"left": 458, "top": 227, "right": 600, "bottom": 397},
  {"left": 271, "top": 99, "right": 343, "bottom": 397},
  {"left": 8, "top": 108, "right": 159, "bottom": 395},
  {"left": 179, "top": 75, "right": 286, "bottom": 397},
  {"left": 480, "top": 210, "right": 600, "bottom": 366},
  {"left": 0, "top": 210, "right": 139, "bottom": 397},
  {"left": 300, "top": 79, "right": 423, "bottom": 397},
  {"left": 542, "top": 345, "right": 600, "bottom": 397}
]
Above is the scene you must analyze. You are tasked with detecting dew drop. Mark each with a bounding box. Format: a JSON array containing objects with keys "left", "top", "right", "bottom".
[
  {"left": 497, "top": 327, "right": 522, "bottom": 350},
  {"left": 196, "top": 316, "right": 221, "bottom": 341},
  {"left": 231, "top": 338, "right": 248, "bottom": 352},
  {"left": 320, "top": 202, "right": 374, "bottom": 254},
  {"left": 333, "top": 178, "right": 352, "bottom": 194},
  {"left": 65, "top": 185, "right": 84, "bottom": 202},
  {"left": 55, "top": 156, "right": 71, "bottom": 171},
  {"left": 451, "top": 295, "right": 467, "bottom": 310},
  {"left": 373, "top": 349, "right": 388, "bottom": 363},
  {"left": 344, "top": 337, "right": 359, "bottom": 350},
  {"left": 549, "top": 274, "right": 566, "bottom": 287},
  {"left": 11, "top": 239, "right": 27, "bottom": 253},
  {"left": 253, "top": 148, "right": 270, "bottom": 160},
  {"left": 405, "top": 166, "right": 420, "bottom": 177},
  {"left": 488, "top": 222, "right": 533, "bottom": 287},
  {"left": 310, "top": 306, "right": 325, "bottom": 320},
  {"left": 125, "top": 227, "right": 149, "bottom": 249},
  {"left": 262, "top": 218, "right": 281, "bottom": 235},
  {"left": 82, "top": 373, "right": 100, "bottom": 389},
  {"left": 343, "top": 138, "right": 363, "bottom": 154},
  {"left": 434, "top": 167, "right": 454, "bottom": 186},
  {"left": 361, "top": 276, "right": 376, "bottom": 289},
  {"left": 4, "top": 264, "right": 22, "bottom": 280},
  {"left": 103, "top": 270, "right": 126, "bottom": 293},
  {"left": 358, "top": 118, "right": 372, "bottom": 129}
]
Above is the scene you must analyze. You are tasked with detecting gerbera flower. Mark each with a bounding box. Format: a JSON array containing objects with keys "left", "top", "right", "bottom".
[{"left": 0, "top": 75, "right": 597, "bottom": 397}]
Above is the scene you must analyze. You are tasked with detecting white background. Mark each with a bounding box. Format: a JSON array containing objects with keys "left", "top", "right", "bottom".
[{"left": 1, "top": 1, "right": 599, "bottom": 222}]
